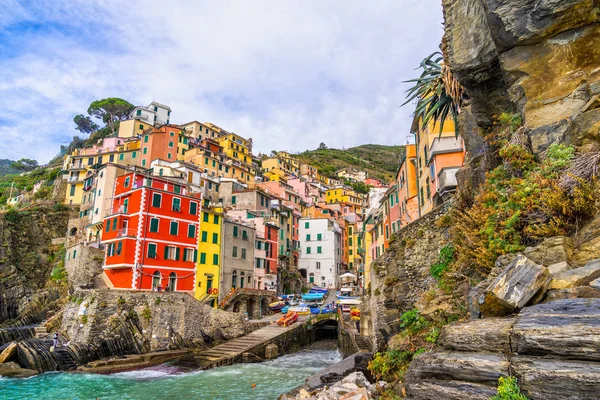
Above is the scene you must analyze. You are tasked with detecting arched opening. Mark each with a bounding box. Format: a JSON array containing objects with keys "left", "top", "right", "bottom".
[
  {"left": 233, "top": 301, "right": 240, "bottom": 313},
  {"left": 168, "top": 272, "right": 177, "bottom": 291},
  {"left": 152, "top": 271, "right": 161, "bottom": 290},
  {"left": 312, "top": 319, "right": 338, "bottom": 341},
  {"left": 240, "top": 272, "right": 245, "bottom": 289},
  {"left": 232, "top": 270, "right": 238, "bottom": 289},
  {"left": 261, "top": 297, "right": 270, "bottom": 317},
  {"left": 246, "top": 298, "right": 255, "bottom": 319},
  {"left": 298, "top": 268, "right": 307, "bottom": 279},
  {"left": 69, "top": 227, "right": 78, "bottom": 237}
]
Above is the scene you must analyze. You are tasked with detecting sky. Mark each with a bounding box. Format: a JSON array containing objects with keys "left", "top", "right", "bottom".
[{"left": 0, "top": 0, "right": 444, "bottom": 163}]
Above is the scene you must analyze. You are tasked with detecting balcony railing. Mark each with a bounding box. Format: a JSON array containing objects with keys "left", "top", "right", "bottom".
[{"left": 116, "top": 228, "right": 137, "bottom": 238}]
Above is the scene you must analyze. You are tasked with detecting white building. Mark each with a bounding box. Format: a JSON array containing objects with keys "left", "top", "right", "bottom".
[
  {"left": 130, "top": 101, "right": 171, "bottom": 126},
  {"left": 298, "top": 217, "right": 342, "bottom": 288}
]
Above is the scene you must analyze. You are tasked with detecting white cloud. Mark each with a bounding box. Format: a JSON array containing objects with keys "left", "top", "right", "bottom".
[{"left": 0, "top": 0, "right": 444, "bottom": 162}]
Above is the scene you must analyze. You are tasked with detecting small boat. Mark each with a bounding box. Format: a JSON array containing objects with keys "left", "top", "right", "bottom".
[
  {"left": 338, "top": 298, "right": 362, "bottom": 313},
  {"left": 310, "top": 286, "right": 328, "bottom": 294},
  {"left": 281, "top": 306, "right": 289, "bottom": 314},
  {"left": 269, "top": 301, "right": 285, "bottom": 312},
  {"left": 337, "top": 295, "right": 360, "bottom": 300},
  {"left": 302, "top": 293, "right": 325, "bottom": 301},
  {"left": 288, "top": 305, "right": 310, "bottom": 315},
  {"left": 276, "top": 311, "right": 299, "bottom": 326}
]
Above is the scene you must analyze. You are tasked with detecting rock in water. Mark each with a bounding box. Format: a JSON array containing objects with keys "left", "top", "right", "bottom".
[
  {"left": 0, "top": 341, "right": 17, "bottom": 363},
  {"left": 480, "top": 255, "right": 551, "bottom": 316}
]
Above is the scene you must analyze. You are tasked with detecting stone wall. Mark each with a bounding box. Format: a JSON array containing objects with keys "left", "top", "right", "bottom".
[
  {"left": 362, "top": 203, "right": 453, "bottom": 350},
  {"left": 61, "top": 289, "right": 250, "bottom": 354},
  {"left": 221, "top": 288, "right": 276, "bottom": 319},
  {"left": 64, "top": 244, "right": 105, "bottom": 289}
]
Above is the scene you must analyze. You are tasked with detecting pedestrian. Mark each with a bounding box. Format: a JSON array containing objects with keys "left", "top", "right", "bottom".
[
  {"left": 53, "top": 332, "right": 59, "bottom": 349},
  {"left": 157, "top": 284, "right": 162, "bottom": 292}
]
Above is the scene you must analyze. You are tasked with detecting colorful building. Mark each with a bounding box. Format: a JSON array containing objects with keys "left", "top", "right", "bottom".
[
  {"left": 101, "top": 172, "right": 201, "bottom": 294},
  {"left": 397, "top": 144, "right": 419, "bottom": 227},
  {"left": 195, "top": 200, "right": 223, "bottom": 305}
]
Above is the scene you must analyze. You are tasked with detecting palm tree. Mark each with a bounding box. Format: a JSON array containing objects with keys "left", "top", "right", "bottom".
[{"left": 402, "top": 52, "right": 466, "bottom": 135}]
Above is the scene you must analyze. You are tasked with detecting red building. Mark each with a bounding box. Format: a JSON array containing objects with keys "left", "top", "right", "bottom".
[
  {"left": 365, "top": 178, "right": 387, "bottom": 188},
  {"left": 265, "top": 223, "right": 279, "bottom": 274},
  {"left": 101, "top": 171, "right": 201, "bottom": 293}
]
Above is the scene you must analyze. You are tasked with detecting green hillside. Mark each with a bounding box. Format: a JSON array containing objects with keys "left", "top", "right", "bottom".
[
  {"left": 296, "top": 144, "right": 405, "bottom": 183},
  {"left": 0, "top": 159, "right": 18, "bottom": 177}
]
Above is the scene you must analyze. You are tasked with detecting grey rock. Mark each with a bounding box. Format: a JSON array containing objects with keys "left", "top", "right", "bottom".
[
  {"left": 547, "top": 261, "right": 570, "bottom": 275},
  {"left": 342, "top": 372, "right": 370, "bottom": 388},
  {"left": 480, "top": 255, "right": 551, "bottom": 316},
  {"left": 512, "top": 356, "right": 600, "bottom": 399},
  {"left": 549, "top": 259, "right": 600, "bottom": 290},
  {"left": 512, "top": 299, "right": 600, "bottom": 361},
  {"left": 0, "top": 361, "right": 38, "bottom": 378},
  {"left": 405, "top": 380, "right": 497, "bottom": 400},
  {"left": 441, "top": 317, "right": 515, "bottom": 353},
  {"left": 590, "top": 278, "right": 600, "bottom": 290},
  {"left": 524, "top": 236, "right": 573, "bottom": 267}
]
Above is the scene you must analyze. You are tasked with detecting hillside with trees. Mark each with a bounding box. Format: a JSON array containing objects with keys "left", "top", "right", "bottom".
[{"left": 295, "top": 144, "right": 405, "bottom": 183}]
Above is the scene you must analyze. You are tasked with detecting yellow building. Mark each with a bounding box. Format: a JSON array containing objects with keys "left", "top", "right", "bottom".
[
  {"left": 117, "top": 119, "right": 153, "bottom": 138},
  {"left": 63, "top": 137, "right": 141, "bottom": 205},
  {"left": 346, "top": 222, "right": 360, "bottom": 272},
  {"left": 359, "top": 221, "right": 373, "bottom": 290},
  {"left": 216, "top": 133, "right": 252, "bottom": 165},
  {"left": 262, "top": 151, "right": 301, "bottom": 178},
  {"left": 195, "top": 201, "right": 223, "bottom": 307},
  {"left": 325, "top": 187, "right": 364, "bottom": 208}
]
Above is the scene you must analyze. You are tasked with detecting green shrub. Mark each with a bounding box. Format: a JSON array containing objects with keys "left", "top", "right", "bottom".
[
  {"left": 142, "top": 307, "right": 152, "bottom": 321},
  {"left": 50, "top": 266, "right": 68, "bottom": 283},
  {"left": 154, "top": 297, "right": 161, "bottom": 306},
  {"left": 400, "top": 309, "right": 430, "bottom": 335},
  {"left": 368, "top": 350, "right": 412, "bottom": 381},
  {"left": 81, "top": 315, "right": 88, "bottom": 324},
  {"left": 117, "top": 297, "right": 126, "bottom": 306},
  {"left": 430, "top": 245, "right": 455, "bottom": 280},
  {"left": 490, "top": 376, "right": 529, "bottom": 400}
]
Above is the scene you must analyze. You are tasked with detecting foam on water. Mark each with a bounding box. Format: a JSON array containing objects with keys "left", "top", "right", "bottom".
[{"left": 0, "top": 349, "right": 342, "bottom": 400}]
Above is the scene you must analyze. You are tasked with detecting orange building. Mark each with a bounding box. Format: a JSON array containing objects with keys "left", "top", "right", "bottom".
[
  {"left": 397, "top": 144, "right": 419, "bottom": 227},
  {"left": 140, "top": 124, "right": 184, "bottom": 169}
]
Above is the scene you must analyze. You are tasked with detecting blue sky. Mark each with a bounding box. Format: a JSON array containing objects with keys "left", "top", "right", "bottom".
[{"left": 0, "top": 0, "right": 444, "bottom": 163}]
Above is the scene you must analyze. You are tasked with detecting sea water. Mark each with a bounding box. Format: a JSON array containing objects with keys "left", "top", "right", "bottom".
[{"left": 0, "top": 349, "right": 342, "bottom": 400}]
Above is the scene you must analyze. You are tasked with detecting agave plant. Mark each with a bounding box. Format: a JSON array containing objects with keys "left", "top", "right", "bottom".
[{"left": 402, "top": 52, "right": 465, "bottom": 135}]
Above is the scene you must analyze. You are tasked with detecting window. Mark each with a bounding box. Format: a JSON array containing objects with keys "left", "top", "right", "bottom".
[
  {"left": 70, "top": 185, "right": 76, "bottom": 196},
  {"left": 73, "top": 249, "right": 77, "bottom": 259},
  {"left": 119, "top": 153, "right": 124, "bottom": 161},
  {"left": 317, "top": 233, "right": 322, "bottom": 241},
  {"left": 241, "top": 248, "right": 247, "bottom": 259},
  {"left": 232, "top": 195, "right": 237, "bottom": 205},
  {"left": 183, "top": 248, "right": 195, "bottom": 262},
  {"left": 317, "top": 246, "right": 322, "bottom": 254},
  {"left": 349, "top": 237, "right": 353, "bottom": 246},
  {"left": 164, "top": 246, "right": 179, "bottom": 260},
  {"left": 306, "top": 247, "right": 311, "bottom": 254},
  {"left": 139, "top": 124, "right": 144, "bottom": 130},
  {"left": 212, "top": 233, "right": 218, "bottom": 244},
  {"left": 124, "top": 177, "right": 130, "bottom": 188},
  {"left": 149, "top": 218, "right": 159, "bottom": 233},
  {"left": 142, "top": 159, "right": 146, "bottom": 167},
  {"left": 200, "top": 252, "right": 207, "bottom": 264},
  {"left": 242, "top": 230, "right": 248, "bottom": 240},
  {"left": 190, "top": 202, "right": 197, "bottom": 215},
  {"left": 109, "top": 154, "right": 114, "bottom": 162},
  {"left": 233, "top": 226, "right": 239, "bottom": 237},
  {"left": 213, "top": 215, "right": 219, "bottom": 224},
  {"left": 112, "top": 218, "right": 117, "bottom": 230},
  {"left": 143, "top": 148, "right": 148, "bottom": 155},
  {"left": 189, "top": 224, "right": 197, "bottom": 238},
  {"left": 144, "top": 135, "right": 148, "bottom": 143},
  {"left": 316, "top": 262, "right": 321, "bottom": 269},
  {"left": 203, "top": 213, "right": 209, "bottom": 222},
  {"left": 132, "top": 151, "right": 137, "bottom": 159},
  {"left": 137, "top": 109, "right": 142, "bottom": 116},
  {"left": 201, "top": 230, "right": 207, "bottom": 242},
  {"left": 170, "top": 221, "right": 178, "bottom": 235},
  {"left": 147, "top": 243, "right": 157, "bottom": 258},
  {"left": 152, "top": 193, "right": 161, "bottom": 207},
  {"left": 106, "top": 222, "right": 110, "bottom": 232},
  {"left": 172, "top": 197, "right": 181, "bottom": 212},
  {"left": 305, "top": 221, "right": 309, "bottom": 229},
  {"left": 213, "top": 254, "right": 219, "bottom": 265},
  {"left": 232, "top": 246, "right": 238, "bottom": 257}
]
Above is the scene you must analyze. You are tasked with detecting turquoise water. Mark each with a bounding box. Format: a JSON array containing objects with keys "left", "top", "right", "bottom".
[{"left": 0, "top": 349, "right": 342, "bottom": 400}]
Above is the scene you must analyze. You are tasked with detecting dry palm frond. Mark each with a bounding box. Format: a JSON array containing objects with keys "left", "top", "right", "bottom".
[{"left": 559, "top": 152, "right": 600, "bottom": 193}]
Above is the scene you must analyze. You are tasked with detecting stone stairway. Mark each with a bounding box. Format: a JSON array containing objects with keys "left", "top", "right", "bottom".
[
  {"left": 33, "top": 324, "right": 48, "bottom": 339},
  {"left": 354, "top": 335, "right": 371, "bottom": 352},
  {"left": 184, "top": 320, "right": 302, "bottom": 369}
]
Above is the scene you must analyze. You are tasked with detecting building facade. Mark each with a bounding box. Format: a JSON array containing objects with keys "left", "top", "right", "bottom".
[{"left": 298, "top": 217, "right": 342, "bottom": 288}]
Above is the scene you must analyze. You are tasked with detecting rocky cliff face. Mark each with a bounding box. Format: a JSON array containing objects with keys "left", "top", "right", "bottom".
[
  {"left": 442, "top": 0, "right": 600, "bottom": 154},
  {"left": 0, "top": 205, "right": 73, "bottom": 325}
]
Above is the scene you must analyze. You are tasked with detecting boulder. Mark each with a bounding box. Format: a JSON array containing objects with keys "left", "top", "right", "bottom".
[
  {"left": 338, "top": 388, "right": 370, "bottom": 400},
  {"left": 549, "top": 259, "right": 600, "bottom": 290},
  {"left": 441, "top": 318, "right": 515, "bottom": 353},
  {"left": 547, "top": 261, "right": 570, "bottom": 275},
  {"left": 405, "top": 351, "right": 509, "bottom": 385},
  {"left": 0, "top": 342, "right": 17, "bottom": 363},
  {"left": 524, "top": 236, "right": 573, "bottom": 267},
  {"left": 0, "top": 361, "right": 38, "bottom": 378},
  {"left": 512, "top": 356, "right": 600, "bottom": 400},
  {"left": 404, "top": 380, "right": 497, "bottom": 400},
  {"left": 512, "top": 299, "right": 600, "bottom": 361},
  {"left": 590, "top": 278, "right": 600, "bottom": 290},
  {"left": 342, "top": 372, "right": 371, "bottom": 388},
  {"left": 480, "top": 255, "right": 551, "bottom": 316}
]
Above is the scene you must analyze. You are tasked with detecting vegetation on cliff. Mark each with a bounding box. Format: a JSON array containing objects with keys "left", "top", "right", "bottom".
[{"left": 295, "top": 144, "right": 405, "bottom": 182}]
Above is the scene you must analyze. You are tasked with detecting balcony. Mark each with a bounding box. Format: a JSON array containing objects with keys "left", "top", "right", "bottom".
[
  {"left": 116, "top": 228, "right": 137, "bottom": 238},
  {"left": 428, "top": 137, "right": 464, "bottom": 164},
  {"left": 68, "top": 163, "right": 86, "bottom": 171},
  {"left": 437, "top": 167, "right": 460, "bottom": 194}
]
